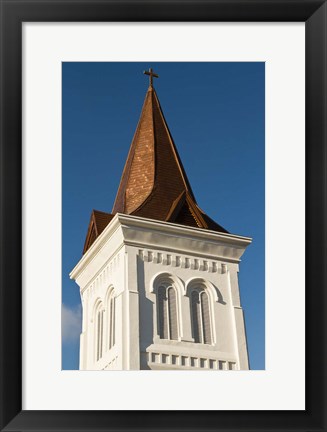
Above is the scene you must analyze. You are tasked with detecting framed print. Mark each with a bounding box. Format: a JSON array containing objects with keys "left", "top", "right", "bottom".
[
  {"left": 63, "top": 60, "right": 264, "bottom": 374},
  {"left": 0, "top": 1, "right": 326, "bottom": 431}
]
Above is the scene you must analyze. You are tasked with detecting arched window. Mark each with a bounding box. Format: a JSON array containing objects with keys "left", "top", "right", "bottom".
[
  {"left": 157, "top": 284, "right": 178, "bottom": 340},
  {"left": 190, "top": 288, "right": 212, "bottom": 344},
  {"left": 107, "top": 291, "right": 115, "bottom": 350},
  {"left": 95, "top": 306, "right": 104, "bottom": 361}
]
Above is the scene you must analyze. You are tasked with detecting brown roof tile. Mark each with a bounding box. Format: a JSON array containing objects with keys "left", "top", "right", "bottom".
[{"left": 83, "top": 210, "right": 114, "bottom": 254}]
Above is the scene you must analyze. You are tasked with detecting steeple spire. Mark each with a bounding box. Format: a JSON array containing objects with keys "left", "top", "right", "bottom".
[
  {"left": 83, "top": 70, "right": 227, "bottom": 254},
  {"left": 112, "top": 70, "right": 227, "bottom": 234}
]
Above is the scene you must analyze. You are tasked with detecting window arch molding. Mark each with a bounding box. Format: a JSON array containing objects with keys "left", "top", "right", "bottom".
[
  {"left": 150, "top": 272, "right": 185, "bottom": 295},
  {"left": 185, "top": 277, "right": 218, "bottom": 303},
  {"left": 151, "top": 272, "right": 184, "bottom": 341},
  {"left": 91, "top": 297, "right": 104, "bottom": 323},
  {"left": 185, "top": 278, "right": 217, "bottom": 345},
  {"left": 104, "top": 285, "right": 115, "bottom": 307}
]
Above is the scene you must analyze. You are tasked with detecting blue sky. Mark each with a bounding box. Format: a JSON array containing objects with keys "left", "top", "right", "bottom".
[{"left": 62, "top": 62, "right": 265, "bottom": 370}]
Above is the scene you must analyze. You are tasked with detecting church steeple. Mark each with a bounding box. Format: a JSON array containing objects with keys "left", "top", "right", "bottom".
[
  {"left": 83, "top": 69, "right": 227, "bottom": 254},
  {"left": 73, "top": 67, "right": 251, "bottom": 373},
  {"left": 112, "top": 69, "right": 227, "bottom": 233},
  {"left": 113, "top": 71, "right": 195, "bottom": 215}
]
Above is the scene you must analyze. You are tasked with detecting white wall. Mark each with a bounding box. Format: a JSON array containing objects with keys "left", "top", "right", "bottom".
[{"left": 70, "top": 214, "right": 251, "bottom": 370}]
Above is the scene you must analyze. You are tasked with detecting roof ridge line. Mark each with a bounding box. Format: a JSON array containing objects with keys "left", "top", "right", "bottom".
[
  {"left": 186, "top": 193, "right": 208, "bottom": 229},
  {"left": 92, "top": 209, "right": 112, "bottom": 216},
  {"left": 165, "top": 190, "right": 186, "bottom": 221}
]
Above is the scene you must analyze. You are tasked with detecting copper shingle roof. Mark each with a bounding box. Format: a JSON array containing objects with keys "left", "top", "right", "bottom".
[
  {"left": 112, "top": 86, "right": 196, "bottom": 215},
  {"left": 83, "top": 82, "right": 227, "bottom": 254},
  {"left": 112, "top": 84, "right": 227, "bottom": 231}
]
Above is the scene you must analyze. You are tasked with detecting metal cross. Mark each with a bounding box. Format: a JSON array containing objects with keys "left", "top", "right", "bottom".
[{"left": 143, "top": 68, "right": 159, "bottom": 87}]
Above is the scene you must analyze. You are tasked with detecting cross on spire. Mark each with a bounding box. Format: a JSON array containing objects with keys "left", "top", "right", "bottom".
[{"left": 143, "top": 67, "right": 159, "bottom": 87}]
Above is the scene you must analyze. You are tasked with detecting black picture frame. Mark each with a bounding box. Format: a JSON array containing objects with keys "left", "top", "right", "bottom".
[{"left": 0, "top": 1, "right": 326, "bottom": 431}]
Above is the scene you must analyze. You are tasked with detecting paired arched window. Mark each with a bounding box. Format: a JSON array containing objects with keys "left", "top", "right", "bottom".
[
  {"left": 94, "top": 289, "right": 116, "bottom": 362},
  {"left": 157, "top": 284, "right": 178, "bottom": 340},
  {"left": 154, "top": 276, "right": 215, "bottom": 345},
  {"left": 190, "top": 288, "right": 212, "bottom": 344}
]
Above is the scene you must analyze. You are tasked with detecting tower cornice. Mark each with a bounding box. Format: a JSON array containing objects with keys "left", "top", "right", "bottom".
[{"left": 71, "top": 213, "right": 252, "bottom": 282}]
